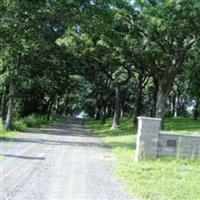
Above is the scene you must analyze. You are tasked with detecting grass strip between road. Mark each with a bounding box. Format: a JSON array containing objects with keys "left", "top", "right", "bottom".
[{"left": 87, "top": 117, "right": 200, "bottom": 200}]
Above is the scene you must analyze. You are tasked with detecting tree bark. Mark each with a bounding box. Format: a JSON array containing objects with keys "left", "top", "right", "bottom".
[
  {"left": 149, "top": 36, "right": 195, "bottom": 127},
  {"left": 5, "top": 53, "right": 21, "bottom": 129},
  {"left": 5, "top": 80, "right": 15, "bottom": 129},
  {"left": 95, "top": 105, "right": 101, "bottom": 120},
  {"left": 174, "top": 89, "right": 180, "bottom": 117},
  {"left": 101, "top": 106, "right": 107, "bottom": 124},
  {"left": 151, "top": 78, "right": 158, "bottom": 117},
  {"left": 174, "top": 95, "right": 178, "bottom": 117},
  {"left": 111, "top": 86, "right": 121, "bottom": 130},
  {"left": 155, "top": 68, "right": 177, "bottom": 129},
  {"left": 0, "top": 87, "right": 7, "bottom": 122},
  {"left": 155, "top": 88, "right": 168, "bottom": 129},
  {"left": 64, "top": 94, "right": 69, "bottom": 116},
  {"left": 107, "top": 106, "right": 112, "bottom": 118},
  {"left": 194, "top": 100, "right": 199, "bottom": 120},
  {"left": 47, "top": 96, "right": 54, "bottom": 121},
  {"left": 133, "top": 73, "right": 143, "bottom": 126},
  {"left": 170, "top": 94, "right": 175, "bottom": 117}
]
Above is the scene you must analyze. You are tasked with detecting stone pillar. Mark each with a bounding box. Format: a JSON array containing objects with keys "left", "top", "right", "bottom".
[{"left": 135, "top": 117, "right": 161, "bottom": 162}]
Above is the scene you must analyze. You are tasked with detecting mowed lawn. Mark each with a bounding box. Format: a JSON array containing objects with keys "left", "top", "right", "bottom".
[
  {"left": 87, "top": 117, "right": 200, "bottom": 200},
  {"left": 0, "top": 121, "right": 21, "bottom": 140}
]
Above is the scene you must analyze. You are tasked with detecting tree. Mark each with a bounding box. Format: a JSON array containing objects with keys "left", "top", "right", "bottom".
[
  {"left": 0, "top": 0, "right": 76, "bottom": 128},
  {"left": 186, "top": 44, "right": 200, "bottom": 120},
  {"left": 134, "top": 0, "right": 200, "bottom": 128}
]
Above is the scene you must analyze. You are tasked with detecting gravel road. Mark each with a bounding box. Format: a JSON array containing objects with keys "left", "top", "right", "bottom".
[{"left": 0, "top": 118, "right": 133, "bottom": 200}]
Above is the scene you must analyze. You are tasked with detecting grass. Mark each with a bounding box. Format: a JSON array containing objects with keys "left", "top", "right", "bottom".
[
  {"left": 87, "top": 117, "right": 200, "bottom": 200},
  {"left": 0, "top": 114, "right": 65, "bottom": 140},
  {"left": 0, "top": 128, "right": 21, "bottom": 140},
  {"left": 0, "top": 119, "right": 22, "bottom": 140},
  {"left": 164, "top": 117, "right": 200, "bottom": 135}
]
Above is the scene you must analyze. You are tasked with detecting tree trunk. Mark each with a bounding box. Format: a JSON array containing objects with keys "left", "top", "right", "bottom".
[
  {"left": 0, "top": 87, "right": 7, "bottom": 122},
  {"left": 47, "top": 97, "right": 54, "bottom": 121},
  {"left": 5, "top": 80, "right": 15, "bottom": 130},
  {"left": 95, "top": 105, "right": 101, "bottom": 120},
  {"left": 155, "top": 68, "right": 177, "bottom": 129},
  {"left": 170, "top": 94, "right": 175, "bottom": 117},
  {"left": 63, "top": 94, "right": 68, "bottom": 116},
  {"left": 133, "top": 74, "right": 143, "bottom": 126},
  {"left": 174, "top": 89, "right": 180, "bottom": 117},
  {"left": 111, "top": 86, "right": 121, "bottom": 130},
  {"left": 5, "top": 53, "right": 21, "bottom": 129},
  {"left": 107, "top": 106, "right": 112, "bottom": 118},
  {"left": 101, "top": 106, "right": 107, "bottom": 124},
  {"left": 194, "top": 100, "right": 199, "bottom": 120},
  {"left": 155, "top": 88, "right": 168, "bottom": 129},
  {"left": 55, "top": 98, "right": 60, "bottom": 114},
  {"left": 121, "top": 109, "right": 124, "bottom": 117},
  {"left": 174, "top": 95, "right": 178, "bottom": 117},
  {"left": 151, "top": 78, "right": 158, "bottom": 117}
]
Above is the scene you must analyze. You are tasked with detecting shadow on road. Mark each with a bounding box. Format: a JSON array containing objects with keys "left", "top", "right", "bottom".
[
  {"left": 0, "top": 118, "right": 111, "bottom": 151},
  {"left": 0, "top": 154, "right": 45, "bottom": 160},
  {"left": 0, "top": 137, "right": 110, "bottom": 148}
]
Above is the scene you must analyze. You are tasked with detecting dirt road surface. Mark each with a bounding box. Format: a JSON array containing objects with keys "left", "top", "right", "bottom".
[{"left": 0, "top": 118, "right": 133, "bottom": 200}]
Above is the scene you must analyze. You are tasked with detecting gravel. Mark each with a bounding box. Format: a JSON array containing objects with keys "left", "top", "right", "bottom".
[{"left": 0, "top": 118, "right": 134, "bottom": 200}]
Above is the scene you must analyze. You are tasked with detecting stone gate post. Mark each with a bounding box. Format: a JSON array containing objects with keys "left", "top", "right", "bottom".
[{"left": 135, "top": 117, "right": 161, "bottom": 162}]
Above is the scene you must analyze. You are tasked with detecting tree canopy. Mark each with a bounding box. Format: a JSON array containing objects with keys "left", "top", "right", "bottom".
[{"left": 0, "top": 0, "right": 200, "bottom": 129}]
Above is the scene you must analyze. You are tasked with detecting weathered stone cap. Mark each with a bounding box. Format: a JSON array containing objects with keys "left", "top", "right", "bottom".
[{"left": 137, "top": 116, "right": 162, "bottom": 121}]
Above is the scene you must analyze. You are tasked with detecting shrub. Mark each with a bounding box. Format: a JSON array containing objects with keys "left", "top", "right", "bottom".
[
  {"left": 1, "top": 114, "right": 64, "bottom": 134},
  {"left": 21, "top": 114, "right": 48, "bottom": 128},
  {"left": 12, "top": 120, "right": 27, "bottom": 131},
  {"left": 12, "top": 114, "right": 48, "bottom": 131}
]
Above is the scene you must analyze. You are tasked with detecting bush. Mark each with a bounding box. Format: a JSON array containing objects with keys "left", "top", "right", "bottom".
[
  {"left": 21, "top": 114, "right": 48, "bottom": 128},
  {"left": 50, "top": 114, "right": 64, "bottom": 122},
  {"left": 1, "top": 114, "right": 65, "bottom": 134},
  {"left": 12, "top": 120, "right": 27, "bottom": 131},
  {"left": 11, "top": 114, "right": 48, "bottom": 131}
]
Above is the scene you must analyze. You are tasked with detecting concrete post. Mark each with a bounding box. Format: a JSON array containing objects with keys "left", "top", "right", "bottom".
[{"left": 135, "top": 117, "right": 161, "bottom": 162}]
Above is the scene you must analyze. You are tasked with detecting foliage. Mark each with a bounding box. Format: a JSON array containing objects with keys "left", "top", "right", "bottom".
[
  {"left": 0, "top": 0, "right": 200, "bottom": 129},
  {"left": 0, "top": 1, "right": 200, "bottom": 198},
  {"left": 0, "top": 114, "right": 64, "bottom": 139},
  {"left": 12, "top": 114, "right": 47, "bottom": 130}
]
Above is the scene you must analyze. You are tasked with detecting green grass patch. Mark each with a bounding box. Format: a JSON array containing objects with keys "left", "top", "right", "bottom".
[
  {"left": 0, "top": 114, "right": 65, "bottom": 140},
  {"left": 164, "top": 117, "right": 200, "bottom": 135},
  {"left": 0, "top": 128, "right": 21, "bottom": 140},
  {"left": 0, "top": 119, "right": 22, "bottom": 139},
  {"left": 87, "top": 117, "right": 200, "bottom": 200}
]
